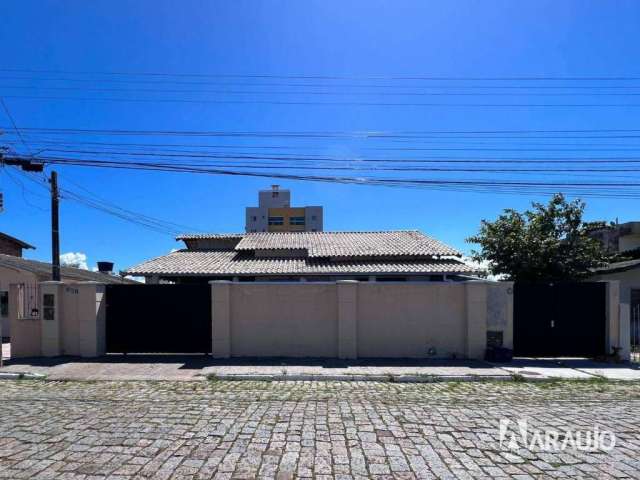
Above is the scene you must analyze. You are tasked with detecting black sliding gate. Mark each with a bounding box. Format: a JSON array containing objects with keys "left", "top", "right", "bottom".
[
  {"left": 106, "top": 284, "right": 212, "bottom": 354},
  {"left": 513, "top": 282, "right": 606, "bottom": 357}
]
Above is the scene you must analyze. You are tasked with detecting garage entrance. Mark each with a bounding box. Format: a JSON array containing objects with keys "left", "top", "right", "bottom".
[
  {"left": 106, "top": 284, "right": 211, "bottom": 354},
  {"left": 513, "top": 282, "right": 606, "bottom": 357}
]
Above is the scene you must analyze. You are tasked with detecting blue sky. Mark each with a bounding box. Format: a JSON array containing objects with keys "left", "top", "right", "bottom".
[{"left": 1, "top": 1, "right": 640, "bottom": 272}]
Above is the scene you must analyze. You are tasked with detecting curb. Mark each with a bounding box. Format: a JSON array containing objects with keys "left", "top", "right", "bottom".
[
  {"left": 0, "top": 372, "right": 47, "bottom": 380},
  {"left": 207, "top": 373, "right": 514, "bottom": 383}
]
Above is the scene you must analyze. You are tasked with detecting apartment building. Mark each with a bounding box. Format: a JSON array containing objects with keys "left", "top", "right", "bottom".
[{"left": 245, "top": 185, "right": 323, "bottom": 233}]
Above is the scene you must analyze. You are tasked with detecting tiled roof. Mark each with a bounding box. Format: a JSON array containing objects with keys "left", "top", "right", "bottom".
[
  {"left": 0, "top": 254, "right": 138, "bottom": 284},
  {"left": 125, "top": 250, "right": 475, "bottom": 276},
  {"left": 176, "top": 233, "right": 244, "bottom": 241},
  {"left": 234, "top": 231, "right": 461, "bottom": 258}
]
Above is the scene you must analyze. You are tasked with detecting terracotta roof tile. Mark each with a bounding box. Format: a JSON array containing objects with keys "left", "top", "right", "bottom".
[
  {"left": 125, "top": 250, "right": 475, "bottom": 276},
  {"left": 0, "top": 254, "right": 137, "bottom": 284},
  {"left": 234, "top": 230, "right": 460, "bottom": 258}
]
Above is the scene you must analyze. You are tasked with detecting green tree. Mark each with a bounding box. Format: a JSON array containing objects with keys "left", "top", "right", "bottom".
[{"left": 467, "top": 194, "right": 608, "bottom": 282}]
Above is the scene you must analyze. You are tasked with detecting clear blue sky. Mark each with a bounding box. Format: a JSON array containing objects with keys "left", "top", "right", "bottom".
[{"left": 1, "top": 1, "right": 640, "bottom": 272}]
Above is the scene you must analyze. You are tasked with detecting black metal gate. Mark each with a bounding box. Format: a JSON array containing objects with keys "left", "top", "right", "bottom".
[
  {"left": 106, "top": 284, "right": 212, "bottom": 354},
  {"left": 513, "top": 282, "right": 606, "bottom": 357}
]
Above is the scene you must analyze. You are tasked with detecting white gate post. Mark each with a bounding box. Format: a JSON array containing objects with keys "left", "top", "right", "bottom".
[
  {"left": 211, "top": 280, "right": 231, "bottom": 358},
  {"left": 77, "top": 282, "right": 107, "bottom": 357},
  {"left": 40, "top": 281, "right": 64, "bottom": 357}
]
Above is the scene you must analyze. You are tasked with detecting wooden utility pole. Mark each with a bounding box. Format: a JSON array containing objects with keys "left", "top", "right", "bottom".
[{"left": 50, "top": 170, "right": 60, "bottom": 281}]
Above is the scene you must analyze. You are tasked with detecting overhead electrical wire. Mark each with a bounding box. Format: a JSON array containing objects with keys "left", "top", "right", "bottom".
[
  {"left": 6, "top": 84, "right": 640, "bottom": 97},
  {"left": 2, "top": 68, "right": 640, "bottom": 81},
  {"left": 4, "top": 94, "right": 640, "bottom": 107},
  {"left": 19, "top": 154, "right": 640, "bottom": 198},
  {"left": 5, "top": 76, "right": 640, "bottom": 90},
  {"left": 5, "top": 126, "right": 640, "bottom": 137}
]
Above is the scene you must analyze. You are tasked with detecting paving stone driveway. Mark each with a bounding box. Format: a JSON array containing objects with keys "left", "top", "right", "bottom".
[{"left": 1, "top": 380, "right": 639, "bottom": 479}]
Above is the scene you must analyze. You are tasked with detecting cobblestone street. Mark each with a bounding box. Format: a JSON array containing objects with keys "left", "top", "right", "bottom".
[{"left": 1, "top": 380, "right": 639, "bottom": 479}]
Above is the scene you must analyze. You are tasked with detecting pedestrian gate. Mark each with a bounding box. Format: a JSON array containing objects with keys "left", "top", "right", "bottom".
[
  {"left": 513, "top": 282, "right": 606, "bottom": 357},
  {"left": 106, "top": 284, "right": 212, "bottom": 354}
]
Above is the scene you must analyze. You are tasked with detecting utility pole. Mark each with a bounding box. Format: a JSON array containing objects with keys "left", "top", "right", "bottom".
[{"left": 50, "top": 170, "right": 61, "bottom": 281}]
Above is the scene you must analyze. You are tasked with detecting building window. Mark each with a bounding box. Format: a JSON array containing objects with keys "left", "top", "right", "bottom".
[
  {"left": 272, "top": 191, "right": 279, "bottom": 198},
  {"left": 289, "top": 216, "right": 305, "bottom": 226},
  {"left": 311, "top": 215, "right": 317, "bottom": 221},
  {"left": 251, "top": 216, "right": 257, "bottom": 221},
  {"left": 0, "top": 291, "right": 8, "bottom": 317},
  {"left": 268, "top": 216, "right": 284, "bottom": 225}
]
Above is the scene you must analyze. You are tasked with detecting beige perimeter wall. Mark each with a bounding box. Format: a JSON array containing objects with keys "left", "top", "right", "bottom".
[
  {"left": 356, "top": 283, "right": 467, "bottom": 358},
  {"left": 215, "top": 281, "right": 496, "bottom": 359},
  {"left": 230, "top": 283, "right": 338, "bottom": 357}
]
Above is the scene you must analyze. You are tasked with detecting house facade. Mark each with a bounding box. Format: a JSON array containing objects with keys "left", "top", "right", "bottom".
[
  {"left": 0, "top": 232, "right": 35, "bottom": 258},
  {"left": 125, "top": 230, "right": 477, "bottom": 283},
  {"left": 590, "top": 259, "right": 640, "bottom": 347},
  {"left": 1, "top": 254, "right": 135, "bottom": 339}
]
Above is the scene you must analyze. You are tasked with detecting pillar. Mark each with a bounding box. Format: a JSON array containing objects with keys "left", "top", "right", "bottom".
[
  {"left": 211, "top": 280, "right": 231, "bottom": 358},
  {"left": 619, "top": 301, "right": 631, "bottom": 362},
  {"left": 40, "top": 281, "right": 64, "bottom": 357},
  {"left": 77, "top": 282, "right": 106, "bottom": 357},
  {"left": 503, "top": 282, "right": 514, "bottom": 350},
  {"left": 605, "top": 280, "right": 629, "bottom": 359},
  {"left": 465, "top": 282, "right": 488, "bottom": 360},
  {"left": 337, "top": 280, "right": 358, "bottom": 359}
]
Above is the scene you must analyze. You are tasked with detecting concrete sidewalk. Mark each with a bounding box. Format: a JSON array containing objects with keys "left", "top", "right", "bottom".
[
  {"left": 493, "top": 357, "right": 640, "bottom": 381},
  {"left": 0, "top": 355, "right": 510, "bottom": 381},
  {"left": 1, "top": 350, "right": 640, "bottom": 381}
]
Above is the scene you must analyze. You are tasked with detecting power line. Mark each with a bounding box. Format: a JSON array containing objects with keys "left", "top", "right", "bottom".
[
  {"left": 0, "top": 97, "right": 32, "bottom": 155},
  {"left": 33, "top": 149, "right": 640, "bottom": 164},
  {"left": 2, "top": 68, "right": 640, "bottom": 81},
  {"left": 5, "top": 94, "right": 640, "bottom": 107},
  {"left": 25, "top": 155, "right": 640, "bottom": 197},
  {"left": 5, "top": 75, "right": 640, "bottom": 89},
  {"left": 5, "top": 126, "right": 640, "bottom": 137},
  {"left": 7, "top": 84, "right": 640, "bottom": 97}
]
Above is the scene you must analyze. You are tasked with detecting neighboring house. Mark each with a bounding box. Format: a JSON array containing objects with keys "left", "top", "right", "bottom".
[
  {"left": 125, "top": 230, "right": 478, "bottom": 283},
  {"left": 245, "top": 185, "right": 323, "bottom": 233},
  {"left": 587, "top": 221, "right": 640, "bottom": 349},
  {"left": 0, "top": 232, "right": 35, "bottom": 257},
  {"left": 587, "top": 221, "right": 640, "bottom": 254},
  {"left": 0, "top": 254, "right": 135, "bottom": 339},
  {"left": 590, "top": 259, "right": 640, "bottom": 337}
]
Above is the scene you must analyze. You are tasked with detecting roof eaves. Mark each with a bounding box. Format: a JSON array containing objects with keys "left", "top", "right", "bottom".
[
  {"left": 0, "top": 232, "right": 35, "bottom": 250},
  {"left": 591, "top": 259, "right": 640, "bottom": 275}
]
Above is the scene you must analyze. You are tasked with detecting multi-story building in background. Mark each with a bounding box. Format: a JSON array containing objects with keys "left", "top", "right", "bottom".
[
  {"left": 587, "top": 221, "right": 640, "bottom": 254},
  {"left": 245, "top": 185, "right": 323, "bottom": 232}
]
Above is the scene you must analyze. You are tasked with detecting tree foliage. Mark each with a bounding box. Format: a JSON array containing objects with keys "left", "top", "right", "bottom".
[{"left": 467, "top": 194, "right": 608, "bottom": 282}]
